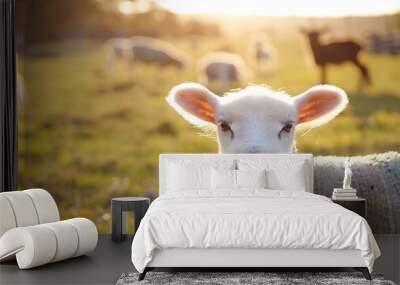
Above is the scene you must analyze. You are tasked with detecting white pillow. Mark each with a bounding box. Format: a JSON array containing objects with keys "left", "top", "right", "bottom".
[
  {"left": 211, "top": 168, "right": 267, "bottom": 191},
  {"left": 167, "top": 163, "right": 211, "bottom": 191},
  {"left": 236, "top": 169, "right": 267, "bottom": 189},
  {"left": 211, "top": 168, "right": 236, "bottom": 190},
  {"left": 166, "top": 159, "right": 237, "bottom": 193},
  {"left": 238, "top": 159, "right": 307, "bottom": 191}
]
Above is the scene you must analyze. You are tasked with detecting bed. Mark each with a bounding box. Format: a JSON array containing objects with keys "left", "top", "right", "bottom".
[{"left": 131, "top": 154, "right": 380, "bottom": 281}]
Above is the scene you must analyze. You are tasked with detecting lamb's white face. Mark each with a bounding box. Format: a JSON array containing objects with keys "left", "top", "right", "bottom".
[
  {"left": 216, "top": 90, "right": 296, "bottom": 153},
  {"left": 167, "top": 83, "right": 348, "bottom": 154}
]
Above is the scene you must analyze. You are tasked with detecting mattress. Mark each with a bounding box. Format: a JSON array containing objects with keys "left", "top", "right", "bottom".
[{"left": 131, "top": 190, "right": 380, "bottom": 273}]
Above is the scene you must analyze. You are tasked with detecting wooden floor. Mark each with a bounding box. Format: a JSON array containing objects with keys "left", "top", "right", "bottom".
[{"left": 0, "top": 235, "right": 398, "bottom": 285}]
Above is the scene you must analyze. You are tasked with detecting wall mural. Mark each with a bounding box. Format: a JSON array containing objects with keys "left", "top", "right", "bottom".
[{"left": 16, "top": 0, "right": 400, "bottom": 233}]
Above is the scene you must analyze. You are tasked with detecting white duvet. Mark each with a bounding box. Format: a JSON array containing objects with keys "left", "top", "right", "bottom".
[{"left": 131, "top": 190, "right": 380, "bottom": 273}]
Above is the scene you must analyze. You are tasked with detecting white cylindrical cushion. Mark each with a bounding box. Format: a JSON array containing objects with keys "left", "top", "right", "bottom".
[
  {"left": 65, "top": 218, "right": 98, "bottom": 257},
  {"left": 0, "top": 196, "right": 17, "bottom": 237},
  {"left": 23, "top": 189, "right": 60, "bottom": 223},
  {"left": 0, "top": 192, "right": 39, "bottom": 227},
  {"left": 42, "top": 221, "right": 79, "bottom": 262},
  {"left": 0, "top": 226, "right": 57, "bottom": 269},
  {"left": 0, "top": 218, "right": 98, "bottom": 269}
]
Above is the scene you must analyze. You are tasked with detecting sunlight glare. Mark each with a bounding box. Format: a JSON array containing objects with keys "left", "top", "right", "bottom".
[
  {"left": 157, "top": 0, "right": 400, "bottom": 16},
  {"left": 118, "top": 1, "right": 136, "bottom": 15}
]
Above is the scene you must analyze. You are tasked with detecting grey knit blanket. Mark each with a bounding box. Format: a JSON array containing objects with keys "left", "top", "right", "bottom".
[{"left": 314, "top": 152, "right": 400, "bottom": 234}]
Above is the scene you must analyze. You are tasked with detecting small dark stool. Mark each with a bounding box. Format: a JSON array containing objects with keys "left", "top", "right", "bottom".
[
  {"left": 332, "top": 198, "right": 366, "bottom": 218},
  {"left": 111, "top": 197, "right": 150, "bottom": 242}
]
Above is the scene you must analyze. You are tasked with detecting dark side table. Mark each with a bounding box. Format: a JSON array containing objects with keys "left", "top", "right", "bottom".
[
  {"left": 111, "top": 197, "right": 150, "bottom": 242},
  {"left": 332, "top": 198, "right": 366, "bottom": 218}
]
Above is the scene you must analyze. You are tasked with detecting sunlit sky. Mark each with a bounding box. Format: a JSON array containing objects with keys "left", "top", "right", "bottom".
[{"left": 155, "top": 0, "right": 400, "bottom": 16}]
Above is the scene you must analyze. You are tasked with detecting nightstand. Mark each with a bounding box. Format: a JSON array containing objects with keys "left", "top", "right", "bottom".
[
  {"left": 111, "top": 197, "right": 150, "bottom": 242},
  {"left": 332, "top": 198, "right": 366, "bottom": 218}
]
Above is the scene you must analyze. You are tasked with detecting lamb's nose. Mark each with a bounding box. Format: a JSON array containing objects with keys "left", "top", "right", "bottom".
[{"left": 247, "top": 146, "right": 262, "bottom": 153}]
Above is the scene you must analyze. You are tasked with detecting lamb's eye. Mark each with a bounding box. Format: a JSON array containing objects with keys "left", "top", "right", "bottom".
[
  {"left": 278, "top": 122, "right": 293, "bottom": 138},
  {"left": 220, "top": 121, "right": 231, "bottom": 132},
  {"left": 218, "top": 121, "right": 234, "bottom": 139}
]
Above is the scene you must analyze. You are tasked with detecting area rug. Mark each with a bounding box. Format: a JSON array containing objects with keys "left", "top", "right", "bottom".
[{"left": 116, "top": 271, "right": 396, "bottom": 285}]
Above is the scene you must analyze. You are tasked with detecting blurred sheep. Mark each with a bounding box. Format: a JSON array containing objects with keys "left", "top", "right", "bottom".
[
  {"left": 103, "top": 37, "right": 189, "bottom": 75},
  {"left": 248, "top": 34, "right": 278, "bottom": 74},
  {"left": 16, "top": 72, "right": 25, "bottom": 103},
  {"left": 103, "top": 38, "right": 135, "bottom": 75},
  {"left": 197, "top": 52, "right": 251, "bottom": 89}
]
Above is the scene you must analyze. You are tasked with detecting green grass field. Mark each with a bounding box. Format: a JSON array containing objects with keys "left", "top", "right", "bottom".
[{"left": 18, "top": 34, "right": 400, "bottom": 233}]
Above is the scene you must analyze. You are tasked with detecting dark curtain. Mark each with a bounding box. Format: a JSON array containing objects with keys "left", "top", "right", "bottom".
[{"left": 0, "top": 0, "right": 17, "bottom": 192}]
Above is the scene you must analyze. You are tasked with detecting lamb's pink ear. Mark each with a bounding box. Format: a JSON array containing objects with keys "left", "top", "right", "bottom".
[
  {"left": 294, "top": 85, "right": 348, "bottom": 129},
  {"left": 167, "top": 83, "right": 220, "bottom": 126}
]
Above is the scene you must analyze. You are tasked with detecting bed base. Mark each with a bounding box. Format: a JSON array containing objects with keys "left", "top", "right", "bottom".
[
  {"left": 138, "top": 248, "right": 372, "bottom": 281},
  {"left": 138, "top": 267, "right": 371, "bottom": 281}
]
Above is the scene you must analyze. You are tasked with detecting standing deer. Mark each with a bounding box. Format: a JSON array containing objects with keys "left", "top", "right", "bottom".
[{"left": 301, "top": 28, "right": 371, "bottom": 87}]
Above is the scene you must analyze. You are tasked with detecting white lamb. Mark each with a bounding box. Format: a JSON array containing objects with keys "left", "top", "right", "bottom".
[
  {"left": 197, "top": 52, "right": 251, "bottom": 89},
  {"left": 103, "top": 37, "right": 188, "bottom": 75},
  {"left": 167, "top": 83, "right": 348, "bottom": 153}
]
